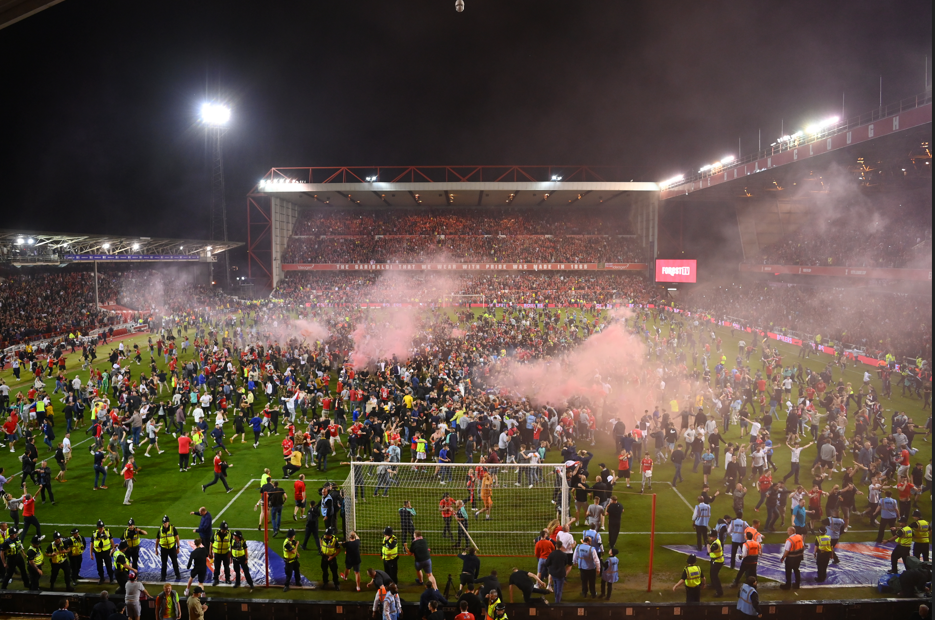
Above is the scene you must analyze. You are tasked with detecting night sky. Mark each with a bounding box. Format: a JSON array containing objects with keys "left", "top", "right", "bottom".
[{"left": 0, "top": 1, "right": 930, "bottom": 251}]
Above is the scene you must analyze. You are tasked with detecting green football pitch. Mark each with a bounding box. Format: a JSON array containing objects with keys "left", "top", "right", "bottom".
[{"left": 0, "top": 308, "right": 929, "bottom": 603}]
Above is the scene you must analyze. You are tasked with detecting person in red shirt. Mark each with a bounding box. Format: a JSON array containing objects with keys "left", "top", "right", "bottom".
[
  {"left": 122, "top": 457, "right": 137, "bottom": 505},
  {"left": 897, "top": 476, "right": 915, "bottom": 517},
  {"left": 202, "top": 451, "right": 232, "bottom": 493},
  {"left": 640, "top": 455, "right": 653, "bottom": 493},
  {"left": 178, "top": 432, "right": 192, "bottom": 471},
  {"left": 755, "top": 472, "right": 773, "bottom": 512},
  {"left": 534, "top": 529, "right": 555, "bottom": 581},
  {"left": 617, "top": 450, "right": 632, "bottom": 487},
  {"left": 439, "top": 493, "right": 455, "bottom": 539},
  {"left": 293, "top": 474, "right": 307, "bottom": 520},
  {"left": 21, "top": 493, "right": 42, "bottom": 541},
  {"left": 455, "top": 600, "right": 475, "bottom": 620},
  {"left": 328, "top": 422, "right": 345, "bottom": 452}
]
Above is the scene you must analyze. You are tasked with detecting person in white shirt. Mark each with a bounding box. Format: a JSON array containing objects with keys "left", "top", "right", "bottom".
[
  {"left": 192, "top": 407, "right": 205, "bottom": 425},
  {"left": 199, "top": 393, "right": 212, "bottom": 410},
  {"left": 71, "top": 376, "right": 82, "bottom": 391}
]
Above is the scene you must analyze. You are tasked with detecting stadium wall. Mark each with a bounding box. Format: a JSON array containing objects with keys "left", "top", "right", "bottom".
[{"left": 0, "top": 591, "right": 922, "bottom": 620}]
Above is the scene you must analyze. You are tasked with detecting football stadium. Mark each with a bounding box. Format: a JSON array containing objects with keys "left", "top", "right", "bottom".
[{"left": 0, "top": 3, "right": 931, "bottom": 620}]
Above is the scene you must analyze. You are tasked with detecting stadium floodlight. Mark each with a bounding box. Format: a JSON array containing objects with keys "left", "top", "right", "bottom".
[
  {"left": 27, "top": 238, "right": 35, "bottom": 245},
  {"left": 659, "top": 174, "right": 684, "bottom": 189},
  {"left": 805, "top": 115, "right": 839, "bottom": 134},
  {"left": 366, "top": 175, "right": 378, "bottom": 182},
  {"left": 551, "top": 175, "right": 562, "bottom": 181},
  {"left": 15, "top": 237, "right": 24, "bottom": 245},
  {"left": 201, "top": 102, "right": 231, "bottom": 126},
  {"left": 720, "top": 155, "right": 735, "bottom": 165},
  {"left": 102, "top": 242, "right": 110, "bottom": 249},
  {"left": 132, "top": 243, "right": 140, "bottom": 250}
]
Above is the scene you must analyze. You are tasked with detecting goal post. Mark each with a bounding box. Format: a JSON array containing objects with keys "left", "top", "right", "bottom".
[
  {"left": 346, "top": 461, "right": 568, "bottom": 556},
  {"left": 445, "top": 293, "right": 485, "bottom": 306}
]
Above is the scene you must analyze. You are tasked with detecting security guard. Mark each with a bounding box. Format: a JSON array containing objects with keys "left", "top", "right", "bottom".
[
  {"left": 672, "top": 553, "right": 704, "bottom": 602},
  {"left": 67, "top": 528, "right": 86, "bottom": 581},
  {"left": 282, "top": 528, "right": 300, "bottom": 592},
  {"left": 123, "top": 518, "right": 148, "bottom": 570},
  {"left": 46, "top": 531, "right": 74, "bottom": 591},
  {"left": 491, "top": 602, "right": 507, "bottom": 620},
  {"left": 113, "top": 541, "right": 132, "bottom": 594},
  {"left": 158, "top": 515, "right": 182, "bottom": 581},
  {"left": 92, "top": 519, "right": 115, "bottom": 584},
  {"left": 706, "top": 529, "right": 724, "bottom": 596},
  {"left": 885, "top": 516, "right": 914, "bottom": 574},
  {"left": 910, "top": 509, "right": 930, "bottom": 562},
  {"left": 231, "top": 530, "right": 254, "bottom": 590},
  {"left": 779, "top": 526, "right": 804, "bottom": 590},
  {"left": 731, "top": 531, "right": 760, "bottom": 587},
  {"left": 736, "top": 576, "right": 761, "bottom": 618},
  {"left": 814, "top": 527, "right": 833, "bottom": 582},
  {"left": 381, "top": 526, "right": 399, "bottom": 585},
  {"left": 1, "top": 528, "right": 29, "bottom": 590},
  {"left": 26, "top": 535, "right": 44, "bottom": 591},
  {"left": 211, "top": 521, "right": 232, "bottom": 586},
  {"left": 320, "top": 526, "right": 340, "bottom": 590}
]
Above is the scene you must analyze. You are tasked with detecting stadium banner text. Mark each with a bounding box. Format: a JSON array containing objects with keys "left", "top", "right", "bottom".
[
  {"left": 739, "top": 263, "right": 931, "bottom": 281},
  {"left": 282, "top": 263, "right": 647, "bottom": 271}
]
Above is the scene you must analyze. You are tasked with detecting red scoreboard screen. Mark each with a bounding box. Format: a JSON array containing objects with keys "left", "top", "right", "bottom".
[{"left": 655, "top": 259, "right": 697, "bottom": 283}]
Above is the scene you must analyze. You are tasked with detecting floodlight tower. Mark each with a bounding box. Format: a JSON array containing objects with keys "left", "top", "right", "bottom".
[{"left": 201, "top": 102, "right": 231, "bottom": 288}]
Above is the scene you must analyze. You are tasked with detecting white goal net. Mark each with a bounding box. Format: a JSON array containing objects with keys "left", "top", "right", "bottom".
[{"left": 343, "top": 462, "right": 568, "bottom": 556}]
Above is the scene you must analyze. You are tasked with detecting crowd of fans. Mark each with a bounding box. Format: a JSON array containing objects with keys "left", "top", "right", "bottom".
[
  {"left": 0, "top": 268, "right": 222, "bottom": 348},
  {"left": 292, "top": 207, "right": 634, "bottom": 237},
  {"left": 679, "top": 282, "right": 932, "bottom": 360},
  {"left": 750, "top": 203, "right": 932, "bottom": 269},
  {"left": 282, "top": 207, "right": 644, "bottom": 264},
  {"left": 0, "top": 272, "right": 122, "bottom": 347},
  {"left": 275, "top": 272, "right": 656, "bottom": 306},
  {"left": 282, "top": 235, "right": 643, "bottom": 264}
]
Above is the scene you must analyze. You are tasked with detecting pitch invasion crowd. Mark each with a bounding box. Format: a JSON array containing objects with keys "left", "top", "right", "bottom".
[{"left": 0, "top": 288, "right": 931, "bottom": 596}]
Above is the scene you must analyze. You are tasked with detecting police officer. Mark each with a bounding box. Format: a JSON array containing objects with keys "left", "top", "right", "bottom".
[
  {"left": 885, "top": 516, "right": 913, "bottom": 574},
  {"left": 46, "top": 531, "right": 73, "bottom": 591},
  {"left": 231, "top": 531, "right": 254, "bottom": 590},
  {"left": 282, "top": 529, "right": 300, "bottom": 592},
  {"left": 1, "top": 528, "right": 29, "bottom": 590},
  {"left": 26, "top": 535, "right": 44, "bottom": 591},
  {"left": 320, "top": 526, "right": 340, "bottom": 590},
  {"left": 113, "top": 541, "right": 132, "bottom": 594},
  {"left": 672, "top": 553, "right": 704, "bottom": 602},
  {"left": 67, "top": 528, "right": 86, "bottom": 581},
  {"left": 813, "top": 527, "right": 833, "bottom": 582},
  {"left": 91, "top": 519, "right": 115, "bottom": 584},
  {"left": 779, "top": 526, "right": 804, "bottom": 590},
  {"left": 123, "top": 519, "right": 148, "bottom": 570},
  {"left": 211, "top": 521, "right": 232, "bottom": 586},
  {"left": 706, "top": 529, "right": 724, "bottom": 597},
  {"left": 910, "top": 509, "right": 930, "bottom": 561},
  {"left": 158, "top": 515, "right": 182, "bottom": 581},
  {"left": 382, "top": 526, "right": 399, "bottom": 585}
]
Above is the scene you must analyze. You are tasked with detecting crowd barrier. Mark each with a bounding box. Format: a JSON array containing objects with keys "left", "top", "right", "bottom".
[{"left": 0, "top": 590, "right": 924, "bottom": 620}]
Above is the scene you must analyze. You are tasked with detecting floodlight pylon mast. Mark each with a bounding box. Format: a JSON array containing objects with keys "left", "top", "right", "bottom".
[{"left": 208, "top": 123, "right": 230, "bottom": 289}]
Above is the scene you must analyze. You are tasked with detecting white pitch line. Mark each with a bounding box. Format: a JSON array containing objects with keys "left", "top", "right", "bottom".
[
  {"left": 668, "top": 482, "right": 693, "bottom": 509},
  {"left": 214, "top": 478, "right": 258, "bottom": 521}
]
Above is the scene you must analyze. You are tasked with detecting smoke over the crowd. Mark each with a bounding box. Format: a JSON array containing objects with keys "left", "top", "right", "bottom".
[
  {"left": 491, "top": 310, "right": 651, "bottom": 420},
  {"left": 348, "top": 268, "right": 461, "bottom": 367}
]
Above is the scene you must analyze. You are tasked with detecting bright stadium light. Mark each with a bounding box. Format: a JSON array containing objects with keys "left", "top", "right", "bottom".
[
  {"left": 132, "top": 243, "right": 140, "bottom": 250},
  {"left": 805, "top": 115, "right": 840, "bottom": 134},
  {"left": 551, "top": 175, "right": 562, "bottom": 181},
  {"left": 27, "top": 237, "right": 35, "bottom": 245},
  {"left": 659, "top": 174, "right": 684, "bottom": 188},
  {"left": 102, "top": 242, "right": 110, "bottom": 249},
  {"left": 15, "top": 237, "right": 24, "bottom": 245},
  {"left": 720, "top": 155, "right": 735, "bottom": 165},
  {"left": 201, "top": 102, "right": 231, "bottom": 126}
]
